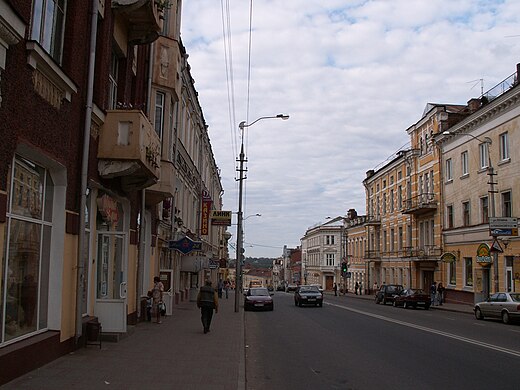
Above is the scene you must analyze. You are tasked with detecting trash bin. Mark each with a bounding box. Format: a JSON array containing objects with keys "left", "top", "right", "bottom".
[{"left": 86, "top": 319, "right": 102, "bottom": 349}]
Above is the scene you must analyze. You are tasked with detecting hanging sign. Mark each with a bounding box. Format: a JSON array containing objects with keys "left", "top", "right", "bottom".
[{"left": 476, "top": 243, "right": 492, "bottom": 264}]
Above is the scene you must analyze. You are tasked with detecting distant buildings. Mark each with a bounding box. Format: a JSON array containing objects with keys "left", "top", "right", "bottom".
[{"left": 298, "top": 63, "right": 520, "bottom": 303}]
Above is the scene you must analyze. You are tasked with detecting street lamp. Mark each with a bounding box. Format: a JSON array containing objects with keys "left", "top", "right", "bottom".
[
  {"left": 442, "top": 131, "right": 498, "bottom": 294},
  {"left": 234, "top": 114, "right": 289, "bottom": 312},
  {"left": 244, "top": 213, "right": 262, "bottom": 220}
]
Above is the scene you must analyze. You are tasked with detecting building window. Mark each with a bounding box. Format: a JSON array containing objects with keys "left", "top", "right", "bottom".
[
  {"left": 30, "top": 0, "right": 66, "bottom": 63},
  {"left": 398, "top": 185, "right": 402, "bottom": 209},
  {"left": 448, "top": 260, "right": 456, "bottom": 285},
  {"left": 462, "top": 201, "right": 470, "bottom": 226},
  {"left": 502, "top": 191, "right": 512, "bottom": 217},
  {"left": 108, "top": 51, "right": 119, "bottom": 110},
  {"left": 383, "top": 230, "right": 387, "bottom": 253},
  {"left": 390, "top": 190, "right": 394, "bottom": 212},
  {"left": 390, "top": 228, "right": 395, "bottom": 253},
  {"left": 461, "top": 151, "right": 468, "bottom": 176},
  {"left": 398, "top": 227, "right": 403, "bottom": 251},
  {"left": 326, "top": 235, "right": 335, "bottom": 245},
  {"left": 480, "top": 196, "right": 489, "bottom": 224},
  {"left": 479, "top": 142, "right": 489, "bottom": 169},
  {"left": 446, "top": 158, "right": 453, "bottom": 181},
  {"left": 154, "top": 91, "right": 165, "bottom": 138},
  {"left": 383, "top": 193, "right": 387, "bottom": 214},
  {"left": 397, "top": 171, "right": 402, "bottom": 180},
  {"left": 499, "top": 132, "right": 509, "bottom": 161},
  {"left": 447, "top": 205, "right": 454, "bottom": 228},
  {"left": 2, "top": 156, "right": 53, "bottom": 343},
  {"left": 464, "top": 257, "right": 473, "bottom": 287},
  {"left": 325, "top": 253, "right": 335, "bottom": 266}
]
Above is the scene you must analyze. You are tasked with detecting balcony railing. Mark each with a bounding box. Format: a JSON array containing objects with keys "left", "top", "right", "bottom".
[
  {"left": 400, "top": 246, "right": 443, "bottom": 259},
  {"left": 98, "top": 109, "right": 161, "bottom": 191},
  {"left": 365, "top": 214, "right": 381, "bottom": 225},
  {"left": 147, "top": 160, "right": 175, "bottom": 205},
  {"left": 365, "top": 249, "right": 381, "bottom": 259},
  {"left": 401, "top": 193, "right": 437, "bottom": 215}
]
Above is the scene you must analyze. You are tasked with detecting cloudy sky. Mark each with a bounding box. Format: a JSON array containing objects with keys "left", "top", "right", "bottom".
[{"left": 181, "top": 0, "right": 520, "bottom": 258}]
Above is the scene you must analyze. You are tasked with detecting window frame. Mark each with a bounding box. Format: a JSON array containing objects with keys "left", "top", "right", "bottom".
[
  {"left": 461, "top": 151, "right": 468, "bottom": 176},
  {"left": 499, "top": 132, "right": 509, "bottom": 161},
  {"left": 445, "top": 158, "right": 453, "bottom": 181},
  {"left": 30, "top": 0, "right": 67, "bottom": 64}
]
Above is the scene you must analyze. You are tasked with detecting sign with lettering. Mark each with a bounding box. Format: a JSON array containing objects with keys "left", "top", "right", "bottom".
[
  {"left": 476, "top": 243, "right": 492, "bottom": 264},
  {"left": 211, "top": 210, "right": 232, "bottom": 226},
  {"left": 201, "top": 197, "right": 212, "bottom": 235},
  {"left": 168, "top": 235, "right": 203, "bottom": 254}
]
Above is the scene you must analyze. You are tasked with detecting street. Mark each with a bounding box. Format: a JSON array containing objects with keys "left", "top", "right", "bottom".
[{"left": 245, "top": 292, "right": 520, "bottom": 390}]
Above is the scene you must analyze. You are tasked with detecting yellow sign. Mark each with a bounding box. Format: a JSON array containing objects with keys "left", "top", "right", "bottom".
[
  {"left": 476, "top": 243, "right": 492, "bottom": 264},
  {"left": 211, "top": 210, "right": 232, "bottom": 226}
]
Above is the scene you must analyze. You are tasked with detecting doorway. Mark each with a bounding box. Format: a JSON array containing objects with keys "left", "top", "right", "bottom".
[{"left": 94, "top": 232, "right": 127, "bottom": 333}]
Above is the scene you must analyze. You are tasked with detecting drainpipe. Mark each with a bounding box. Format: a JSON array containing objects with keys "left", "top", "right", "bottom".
[
  {"left": 137, "top": 42, "right": 155, "bottom": 318},
  {"left": 76, "top": 0, "right": 99, "bottom": 345}
]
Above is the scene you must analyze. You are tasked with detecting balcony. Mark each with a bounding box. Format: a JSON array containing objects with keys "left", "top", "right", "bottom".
[
  {"left": 400, "top": 246, "right": 442, "bottom": 260},
  {"left": 98, "top": 109, "right": 161, "bottom": 191},
  {"left": 112, "top": 0, "right": 163, "bottom": 45},
  {"left": 401, "top": 193, "right": 437, "bottom": 216},
  {"left": 146, "top": 160, "right": 175, "bottom": 205},
  {"left": 366, "top": 249, "right": 381, "bottom": 259},
  {"left": 365, "top": 214, "right": 381, "bottom": 226}
]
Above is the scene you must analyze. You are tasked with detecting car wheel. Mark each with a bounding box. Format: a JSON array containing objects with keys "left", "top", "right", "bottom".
[
  {"left": 298, "top": 301, "right": 302, "bottom": 307},
  {"left": 502, "top": 311, "right": 510, "bottom": 324},
  {"left": 294, "top": 300, "right": 298, "bottom": 306},
  {"left": 424, "top": 304, "right": 430, "bottom": 310},
  {"left": 382, "top": 298, "right": 387, "bottom": 305},
  {"left": 475, "top": 307, "right": 484, "bottom": 320},
  {"left": 318, "top": 303, "right": 323, "bottom": 307},
  {"left": 375, "top": 296, "right": 380, "bottom": 304}
]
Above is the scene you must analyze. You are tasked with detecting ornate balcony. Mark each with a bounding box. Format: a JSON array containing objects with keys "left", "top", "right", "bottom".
[
  {"left": 401, "top": 193, "right": 437, "bottom": 216},
  {"left": 366, "top": 249, "right": 381, "bottom": 259},
  {"left": 98, "top": 109, "right": 161, "bottom": 191},
  {"left": 365, "top": 214, "right": 381, "bottom": 226},
  {"left": 146, "top": 160, "right": 175, "bottom": 205},
  {"left": 112, "top": 0, "right": 163, "bottom": 45},
  {"left": 400, "top": 246, "right": 443, "bottom": 260}
]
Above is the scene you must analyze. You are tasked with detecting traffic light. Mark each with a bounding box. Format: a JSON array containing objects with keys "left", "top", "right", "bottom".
[{"left": 341, "top": 262, "right": 348, "bottom": 276}]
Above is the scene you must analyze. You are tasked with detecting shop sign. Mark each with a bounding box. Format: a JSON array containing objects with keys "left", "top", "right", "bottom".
[
  {"left": 211, "top": 210, "right": 232, "bottom": 226},
  {"left": 168, "top": 235, "right": 202, "bottom": 254},
  {"left": 201, "top": 192, "right": 212, "bottom": 235},
  {"left": 476, "top": 243, "right": 492, "bottom": 264},
  {"left": 97, "top": 194, "right": 119, "bottom": 226},
  {"left": 440, "top": 252, "right": 457, "bottom": 263}
]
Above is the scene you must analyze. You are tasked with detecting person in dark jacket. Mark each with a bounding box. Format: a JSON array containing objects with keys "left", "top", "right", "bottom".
[{"left": 197, "top": 280, "right": 219, "bottom": 334}]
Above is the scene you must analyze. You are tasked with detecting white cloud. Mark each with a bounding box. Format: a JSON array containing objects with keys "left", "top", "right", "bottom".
[{"left": 181, "top": 0, "right": 520, "bottom": 258}]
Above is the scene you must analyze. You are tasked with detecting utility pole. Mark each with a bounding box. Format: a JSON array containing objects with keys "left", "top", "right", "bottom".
[
  {"left": 234, "top": 142, "right": 246, "bottom": 313},
  {"left": 488, "top": 160, "right": 499, "bottom": 294}
]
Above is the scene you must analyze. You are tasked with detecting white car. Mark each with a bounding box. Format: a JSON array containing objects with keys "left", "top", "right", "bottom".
[{"left": 474, "top": 292, "right": 520, "bottom": 324}]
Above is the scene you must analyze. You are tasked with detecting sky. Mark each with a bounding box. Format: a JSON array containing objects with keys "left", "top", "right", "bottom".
[{"left": 180, "top": 0, "right": 520, "bottom": 259}]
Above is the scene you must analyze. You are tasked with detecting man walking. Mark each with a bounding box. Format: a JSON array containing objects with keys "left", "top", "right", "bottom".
[{"left": 197, "top": 280, "right": 219, "bottom": 334}]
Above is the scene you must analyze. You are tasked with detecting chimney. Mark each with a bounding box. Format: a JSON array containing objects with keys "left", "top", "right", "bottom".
[
  {"left": 366, "top": 169, "right": 374, "bottom": 178},
  {"left": 347, "top": 209, "right": 357, "bottom": 220},
  {"left": 467, "top": 98, "right": 481, "bottom": 112}
]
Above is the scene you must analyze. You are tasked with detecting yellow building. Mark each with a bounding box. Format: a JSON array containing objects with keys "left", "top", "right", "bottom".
[{"left": 437, "top": 68, "right": 520, "bottom": 304}]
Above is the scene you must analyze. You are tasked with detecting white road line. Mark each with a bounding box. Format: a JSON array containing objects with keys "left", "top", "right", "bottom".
[{"left": 327, "top": 302, "right": 520, "bottom": 358}]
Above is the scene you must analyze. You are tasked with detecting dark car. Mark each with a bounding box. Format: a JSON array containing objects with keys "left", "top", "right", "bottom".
[
  {"left": 375, "top": 284, "right": 404, "bottom": 305},
  {"left": 294, "top": 285, "right": 323, "bottom": 307},
  {"left": 474, "top": 292, "right": 520, "bottom": 324},
  {"left": 393, "top": 288, "right": 430, "bottom": 309},
  {"left": 244, "top": 287, "right": 274, "bottom": 311}
]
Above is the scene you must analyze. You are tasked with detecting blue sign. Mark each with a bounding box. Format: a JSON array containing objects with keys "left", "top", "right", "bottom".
[{"left": 168, "top": 236, "right": 202, "bottom": 254}]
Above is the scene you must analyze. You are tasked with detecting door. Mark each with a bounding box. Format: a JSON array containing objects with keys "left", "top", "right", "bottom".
[{"left": 95, "top": 232, "right": 127, "bottom": 333}]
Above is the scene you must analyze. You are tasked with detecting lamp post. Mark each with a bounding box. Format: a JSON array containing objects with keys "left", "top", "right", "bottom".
[
  {"left": 442, "top": 131, "right": 498, "bottom": 294},
  {"left": 234, "top": 114, "right": 289, "bottom": 312}
]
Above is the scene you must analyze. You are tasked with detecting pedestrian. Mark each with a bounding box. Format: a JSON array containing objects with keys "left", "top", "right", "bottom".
[
  {"left": 437, "top": 282, "right": 445, "bottom": 306},
  {"left": 151, "top": 276, "right": 164, "bottom": 324},
  {"left": 217, "top": 279, "right": 224, "bottom": 298},
  {"left": 355, "top": 282, "right": 359, "bottom": 295},
  {"left": 333, "top": 282, "right": 338, "bottom": 296},
  {"left": 197, "top": 280, "right": 219, "bottom": 334},
  {"left": 224, "top": 280, "right": 230, "bottom": 299},
  {"left": 146, "top": 290, "right": 153, "bottom": 321},
  {"left": 430, "top": 281, "right": 437, "bottom": 306},
  {"left": 373, "top": 281, "right": 378, "bottom": 294},
  {"left": 359, "top": 282, "right": 363, "bottom": 295}
]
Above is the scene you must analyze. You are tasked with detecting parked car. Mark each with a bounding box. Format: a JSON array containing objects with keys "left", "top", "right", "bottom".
[
  {"left": 276, "top": 285, "right": 285, "bottom": 291},
  {"left": 294, "top": 285, "right": 323, "bottom": 307},
  {"left": 375, "top": 284, "right": 404, "bottom": 305},
  {"left": 474, "top": 292, "right": 520, "bottom": 324},
  {"left": 244, "top": 287, "right": 274, "bottom": 311},
  {"left": 286, "top": 284, "right": 298, "bottom": 292},
  {"left": 310, "top": 284, "right": 324, "bottom": 293},
  {"left": 393, "top": 288, "right": 430, "bottom": 309}
]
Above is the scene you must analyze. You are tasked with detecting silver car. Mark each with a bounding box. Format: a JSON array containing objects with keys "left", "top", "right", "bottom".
[{"left": 474, "top": 292, "right": 520, "bottom": 324}]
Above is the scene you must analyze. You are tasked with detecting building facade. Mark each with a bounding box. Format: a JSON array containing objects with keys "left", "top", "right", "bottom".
[
  {"left": 0, "top": 0, "right": 225, "bottom": 384},
  {"left": 437, "top": 65, "right": 520, "bottom": 304}
]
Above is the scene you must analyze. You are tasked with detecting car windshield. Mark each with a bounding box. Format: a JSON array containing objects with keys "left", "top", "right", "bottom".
[
  {"left": 299, "top": 286, "right": 319, "bottom": 293},
  {"left": 510, "top": 293, "right": 520, "bottom": 302},
  {"left": 410, "top": 289, "right": 425, "bottom": 295},
  {"left": 249, "top": 288, "right": 269, "bottom": 296}
]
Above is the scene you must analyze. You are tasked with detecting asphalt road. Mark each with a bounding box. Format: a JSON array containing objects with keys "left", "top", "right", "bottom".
[{"left": 244, "top": 292, "right": 520, "bottom": 390}]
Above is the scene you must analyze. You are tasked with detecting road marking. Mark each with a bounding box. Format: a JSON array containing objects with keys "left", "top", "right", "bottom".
[{"left": 327, "top": 302, "right": 520, "bottom": 358}]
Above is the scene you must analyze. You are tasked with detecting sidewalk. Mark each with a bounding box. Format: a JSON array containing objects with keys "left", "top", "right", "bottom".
[
  {"left": 324, "top": 291, "right": 475, "bottom": 314},
  {"left": 2, "top": 292, "right": 245, "bottom": 390}
]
